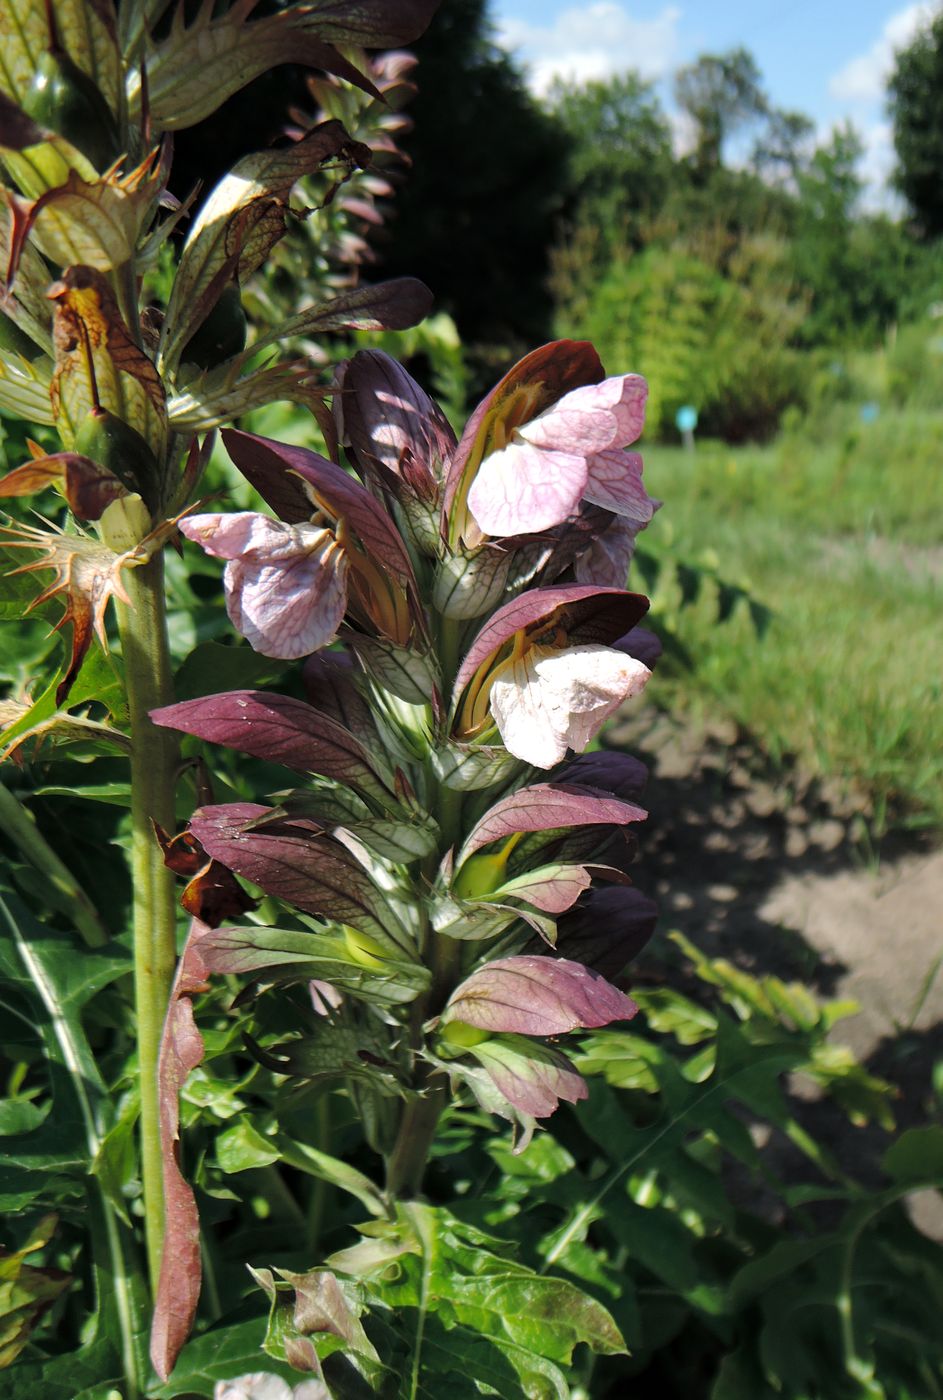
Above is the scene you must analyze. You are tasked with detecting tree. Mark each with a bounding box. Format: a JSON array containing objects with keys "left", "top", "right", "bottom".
[
  {"left": 751, "top": 107, "right": 815, "bottom": 186},
  {"left": 888, "top": 10, "right": 943, "bottom": 236},
  {"left": 674, "top": 46, "right": 766, "bottom": 177},
  {"left": 547, "top": 71, "right": 673, "bottom": 232},
  {"left": 376, "top": 0, "right": 569, "bottom": 366}
]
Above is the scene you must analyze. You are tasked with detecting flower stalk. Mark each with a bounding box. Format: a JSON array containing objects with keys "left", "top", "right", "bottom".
[{"left": 115, "top": 551, "right": 178, "bottom": 1291}]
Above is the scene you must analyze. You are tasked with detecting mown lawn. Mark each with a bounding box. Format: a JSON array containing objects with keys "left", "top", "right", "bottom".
[{"left": 639, "top": 422, "right": 943, "bottom": 834}]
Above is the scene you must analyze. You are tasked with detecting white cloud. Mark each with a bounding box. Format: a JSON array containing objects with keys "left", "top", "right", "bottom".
[
  {"left": 496, "top": 3, "right": 682, "bottom": 96},
  {"left": 829, "top": 2, "right": 937, "bottom": 103}
]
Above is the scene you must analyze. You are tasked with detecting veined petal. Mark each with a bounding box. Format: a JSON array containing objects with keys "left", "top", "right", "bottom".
[
  {"left": 553, "top": 374, "right": 648, "bottom": 448},
  {"left": 490, "top": 643, "right": 651, "bottom": 768},
  {"left": 574, "top": 515, "right": 645, "bottom": 588},
  {"left": 179, "top": 513, "right": 348, "bottom": 660},
  {"left": 582, "top": 449, "right": 657, "bottom": 522},
  {"left": 465, "top": 373, "right": 650, "bottom": 538},
  {"left": 466, "top": 436, "right": 589, "bottom": 536}
]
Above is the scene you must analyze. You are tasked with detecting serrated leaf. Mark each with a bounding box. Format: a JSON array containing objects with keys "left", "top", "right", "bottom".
[
  {"left": 26, "top": 153, "right": 165, "bottom": 273},
  {"left": 0, "top": 0, "right": 121, "bottom": 112},
  {"left": 49, "top": 265, "right": 166, "bottom": 451},
  {"left": 149, "top": 1317, "right": 304, "bottom": 1398},
  {"left": 162, "top": 123, "right": 366, "bottom": 370}
]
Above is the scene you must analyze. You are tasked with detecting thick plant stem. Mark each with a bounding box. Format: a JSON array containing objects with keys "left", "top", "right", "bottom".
[
  {"left": 116, "top": 552, "right": 177, "bottom": 1294},
  {"left": 385, "top": 777, "right": 465, "bottom": 1200},
  {"left": 384, "top": 1076, "right": 448, "bottom": 1199},
  {"left": 0, "top": 781, "right": 108, "bottom": 946}
]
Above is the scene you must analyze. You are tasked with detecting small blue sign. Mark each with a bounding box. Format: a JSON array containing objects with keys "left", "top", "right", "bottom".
[
  {"left": 859, "top": 401, "right": 880, "bottom": 425},
  {"left": 675, "top": 405, "right": 698, "bottom": 433}
]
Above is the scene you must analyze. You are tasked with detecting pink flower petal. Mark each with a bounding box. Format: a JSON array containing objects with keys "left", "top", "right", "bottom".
[
  {"left": 466, "top": 437, "right": 589, "bottom": 536},
  {"left": 179, "top": 513, "right": 349, "bottom": 660},
  {"left": 466, "top": 373, "right": 650, "bottom": 538},
  {"left": 582, "top": 450, "right": 657, "bottom": 522}
]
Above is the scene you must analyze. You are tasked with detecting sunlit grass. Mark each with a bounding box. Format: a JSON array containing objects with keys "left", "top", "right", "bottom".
[{"left": 641, "top": 434, "right": 943, "bottom": 833}]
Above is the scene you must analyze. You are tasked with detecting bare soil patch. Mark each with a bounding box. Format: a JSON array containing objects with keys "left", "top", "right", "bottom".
[{"left": 608, "top": 706, "right": 943, "bottom": 1227}]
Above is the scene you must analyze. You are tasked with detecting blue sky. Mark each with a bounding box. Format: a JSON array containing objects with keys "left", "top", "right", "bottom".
[{"left": 492, "top": 1, "right": 939, "bottom": 194}]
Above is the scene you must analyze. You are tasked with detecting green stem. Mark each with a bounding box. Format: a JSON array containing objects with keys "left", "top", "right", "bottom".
[
  {"left": 384, "top": 1076, "right": 448, "bottom": 1199},
  {"left": 0, "top": 781, "right": 107, "bottom": 946},
  {"left": 384, "top": 774, "right": 467, "bottom": 1200},
  {"left": 115, "top": 552, "right": 178, "bottom": 1295}
]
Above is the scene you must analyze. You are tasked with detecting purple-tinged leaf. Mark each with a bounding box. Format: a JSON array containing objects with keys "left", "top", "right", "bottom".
[
  {"left": 150, "top": 690, "right": 394, "bottom": 799},
  {"left": 0, "top": 92, "right": 46, "bottom": 151},
  {"left": 467, "top": 1036, "right": 587, "bottom": 1119},
  {"left": 150, "top": 919, "right": 212, "bottom": 1381},
  {"left": 458, "top": 781, "right": 647, "bottom": 863},
  {"left": 454, "top": 585, "right": 649, "bottom": 697},
  {"left": 295, "top": 0, "right": 441, "bottom": 46},
  {"left": 553, "top": 753, "right": 648, "bottom": 801},
  {"left": 443, "top": 955, "right": 637, "bottom": 1037},
  {"left": 553, "top": 887, "right": 658, "bottom": 978},
  {"left": 0, "top": 451, "right": 126, "bottom": 520},
  {"left": 614, "top": 624, "right": 663, "bottom": 670},
  {"left": 302, "top": 652, "right": 377, "bottom": 746},
  {"left": 574, "top": 512, "right": 655, "bottom": 589},
  {"left": 221, "top": 430, "right": 417, "bottom": 588},
  {"left": 197, "top": 925, "right": 428, "bottom": 1005},
  {"left": 188, "top": 803, "right": 411, "bottom": 952},
  {"left": 247, "top": 282, "right": 434, "bottom": 369},
  {"left": 487, "top": 863, "right": 593, "bottom": 914}
]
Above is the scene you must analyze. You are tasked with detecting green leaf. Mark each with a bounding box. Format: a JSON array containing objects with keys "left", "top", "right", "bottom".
[
  {"left": 149, "top": 1316, "right": 303, "bottom": 1397},
  {"left": 0, "top": 885, "right": 130, "bottom": 1172},
  {"left": 0, "top": 1097, "right": 48, "bottom": 1134},
  {"left": 0, "top": 1338, "right": 123, "bottom": 1400},
  {"left": 90, "top": 1093, "right": 140, "bottom": 1226},
  {"left": 883, "top": 1125, "right": 943, "bottom": 1186},
  {"left": 328, "top": 1204, "right": 625, "bottom": 1397},
  {"left": 174, "top": 640, "right": 287, "bottom": 700},
  {"left": 215, "top": 1118, "right": 282, "bottom": 1174}
]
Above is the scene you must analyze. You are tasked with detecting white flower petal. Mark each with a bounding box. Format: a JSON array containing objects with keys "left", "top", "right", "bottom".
[
  {"left": 224, "top": 534, "right": 349, "bottom": 659},
  {"left": 490, "top": 643, "right": 651, "bottom": 768},
  {"left": 181, "top": 511, "right": 350, "bottom": 659},
  {"left": 215, "top": 1375, "right": 294, "bottom": 1400}
]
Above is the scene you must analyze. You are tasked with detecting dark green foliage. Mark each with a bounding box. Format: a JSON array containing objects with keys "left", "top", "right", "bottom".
[
  {"left": 376, "top": 0, "right": 568, "bottom": 367},
  {"left": 22, "top": 48, "right": 118, "bottom": 171},
  {"left": 547, "top": 72, "right": 674, "bottom": 243},
  {"left": 674, "top": 47, "right": 766, "bottom": 179},
  {"left": 889, "top": 9, "right": 943, "bottom": 236}
]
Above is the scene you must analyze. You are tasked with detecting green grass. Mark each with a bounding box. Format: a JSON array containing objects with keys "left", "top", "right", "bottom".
[{"left": 639, "top": 428, "right": 943, "bottom": 834}]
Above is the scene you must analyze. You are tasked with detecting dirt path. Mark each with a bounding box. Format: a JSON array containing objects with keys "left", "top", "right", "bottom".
[{"left": 610, "top": 707, "right": 943, "bottom": 1051}]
